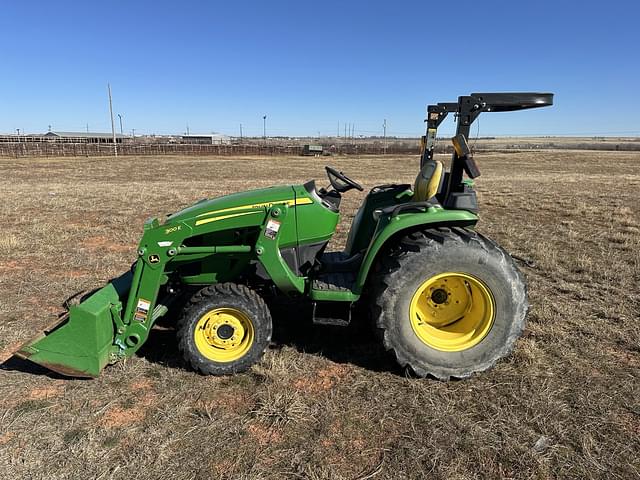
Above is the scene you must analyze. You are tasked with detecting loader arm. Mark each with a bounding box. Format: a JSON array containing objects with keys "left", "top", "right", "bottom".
[
  {"left": 106, "top": 202, "right": 308, "bottom": 362},
  {"left": 16, "top": 198, "right": 309, "bottom": 377}
]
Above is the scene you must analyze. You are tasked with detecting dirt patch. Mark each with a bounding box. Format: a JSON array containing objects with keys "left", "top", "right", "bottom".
[
  {"left": 129, "top": 379, "right": 157, "bottom": 407},
  {"left": 27, "top": 381, "right": 64, "bottom": 400},
  {"left": 0, "top": 432, "right": 15, "bottom": 446},
  {"left": 25, "top": 296, "right": 61, "bottom": 315},
  {"left": 209, "top": 390, "right": 252, "bottom": 414},
  {"left": 245, "top": 422, "right": 283, "bottom": 446},
  {"left": 292, "top": 363, "right": 350, "bottom": 394},
  {"left": 130, "top": 378, "right": 155, "bottom": 392},
  {"left": 617, "top": 411, "right": 640, "bottom": 436},
  {"left": 64, "top": 269, "right": 90, "bottom": 279},
  {"left": 100, "top": 406, "right": 145, "bottom": 428},
  {"left": 83, "top": 236, "right": 130, "bottom": 253},
  {"left": 0, "top": 260, "right": 22, "bottom": 272},
  {"left": 606, "top": 346, "right": 640, "bottom": 368}
]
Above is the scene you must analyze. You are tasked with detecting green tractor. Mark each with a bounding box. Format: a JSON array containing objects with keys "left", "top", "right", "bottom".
[{"left": 15, "top": 92, "right": 553, "bottom": 380}]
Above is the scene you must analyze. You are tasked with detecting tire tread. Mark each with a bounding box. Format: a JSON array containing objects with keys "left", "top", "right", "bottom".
[
  {"left": 371, "top": 227, "right": 528, "bottom": 380},
  {"left": 176, "top": 282, "right": 272, "bottom": 375}
]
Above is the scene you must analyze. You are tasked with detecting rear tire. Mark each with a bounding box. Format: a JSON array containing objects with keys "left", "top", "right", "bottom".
[
  {"left": 177, "top": 283, "right": 272, "bottom": 375},
  {"left": 371, "top": 227, "right": 527, "bottom": 380}
]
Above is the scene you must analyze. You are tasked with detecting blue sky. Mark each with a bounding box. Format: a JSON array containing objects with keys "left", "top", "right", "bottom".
[{"left": 0, "top": 1, "right": 637, "bottom": 137}]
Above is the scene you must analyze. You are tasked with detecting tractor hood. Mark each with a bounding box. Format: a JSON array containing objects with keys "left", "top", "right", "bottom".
[{"left": 166, "top": 185, "right": 300, "bottom": 224}]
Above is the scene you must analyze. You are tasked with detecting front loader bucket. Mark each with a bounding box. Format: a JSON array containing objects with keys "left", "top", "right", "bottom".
[{"left": 15, "top": 271, "right": 132, "bottom": 378}]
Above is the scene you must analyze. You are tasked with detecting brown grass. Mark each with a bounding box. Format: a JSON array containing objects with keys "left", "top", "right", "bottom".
[{"left": 0, "top": 151, "right": 638, "bottom": 479}]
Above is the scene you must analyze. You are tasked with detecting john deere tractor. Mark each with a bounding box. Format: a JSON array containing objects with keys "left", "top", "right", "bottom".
[{"left": 15, "top": 92, "right": 553, "bottom": 379}]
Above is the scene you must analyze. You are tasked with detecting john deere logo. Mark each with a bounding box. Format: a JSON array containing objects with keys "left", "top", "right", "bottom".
[{"left": 148, "top": 254, "right": 160, "bottom": 264}]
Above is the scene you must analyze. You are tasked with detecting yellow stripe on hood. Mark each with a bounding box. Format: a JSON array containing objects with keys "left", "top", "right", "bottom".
[
  {"left": 195, "top": 197, "right": 313, "bottom": 219},
  {"left": 195, "top": 210, "right": 262, "bottom": 226}
]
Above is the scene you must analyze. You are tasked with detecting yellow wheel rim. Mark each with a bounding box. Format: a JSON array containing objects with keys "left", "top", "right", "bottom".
[
  {"left": 409, "top": 272, "right": 495, "bottom": 352},
  {"left": 193, "top": 307, "right": 254, "bottom": 362}
]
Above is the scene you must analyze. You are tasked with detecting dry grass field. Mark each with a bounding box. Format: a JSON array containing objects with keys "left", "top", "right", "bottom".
[{"left": 0, "top": 151, "right": 638, "bottom": 479}]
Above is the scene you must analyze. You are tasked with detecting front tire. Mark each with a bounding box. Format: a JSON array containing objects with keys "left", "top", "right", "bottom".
[
  {"left": 371, "top": 227, "right": 528, "bottom": 380},
  {"left": 177, "top": 283, "right": 272, "bottom": 375}
]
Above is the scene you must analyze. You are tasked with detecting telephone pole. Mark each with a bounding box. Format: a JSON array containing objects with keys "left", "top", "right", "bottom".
[
  {"left": 239, "top": 123, "right": 243, "bottom": 142},
  {"left": 263, "top": 115, "right": 267, "bottom": 139},
  {"left": 383, "top": 119, "right": 387, "bottom": 155},
  {"left": 108, "top": 83, "right": 117, "bottom": 157}
]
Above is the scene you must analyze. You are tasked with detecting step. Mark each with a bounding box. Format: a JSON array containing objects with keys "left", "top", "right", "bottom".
[
  {"left": 310, "top": 272, "right": 359, "bottom": 301},
  {"left": 312, "top": 301, "right": 351, "bottom": 326}
]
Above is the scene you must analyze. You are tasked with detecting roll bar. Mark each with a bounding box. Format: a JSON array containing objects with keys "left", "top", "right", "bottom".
[{"left": 420, "top": 92, "right": 553, "bottom": 207}]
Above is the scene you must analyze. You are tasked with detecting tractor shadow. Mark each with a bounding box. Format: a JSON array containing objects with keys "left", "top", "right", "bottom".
[
  {"left": 1, "top": 356, "right": 75, "bottom": 380},
  {"left": 138, "top": 298, "right": 401, "bottom": 375},
  {"left": 263, "top": 298, "right": 400, "bottom": 374},
  {"left": 136, "top": 325, "right": 185, "bottom": 371}
]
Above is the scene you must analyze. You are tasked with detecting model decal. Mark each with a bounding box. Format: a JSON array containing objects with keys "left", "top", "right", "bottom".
[{"left": 195, "top": 197, "right": 312, "bottom": 219}]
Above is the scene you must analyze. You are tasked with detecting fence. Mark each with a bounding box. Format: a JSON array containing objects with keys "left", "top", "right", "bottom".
[
  {"left": 0, "top": 141, "right": 421, "bottom": 158},
  {"left": 2, "top": 139, "right": 636, "bottom": 158}
]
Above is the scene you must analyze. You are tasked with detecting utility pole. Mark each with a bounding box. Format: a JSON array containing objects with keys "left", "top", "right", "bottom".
[
  {"left": 186, "top": 124, "right": 190, "bottom": 135},
  {"left": 107, "top": 83, "right": 117, "bottom": 157},
  {"left": 131, "top": 128, "right": 136, "bottom": 140},
  {"left": 117, "top": 114, "right": 123, "bottom": 135},
  {"left": 263, "top": 115, "right": 267, "bottom": 139},
  {"left": 383, "top": 119, "right": 387, "bottom": 155},
  {"left": 239, "top": 123, "right": 243, "bottom": 142}
]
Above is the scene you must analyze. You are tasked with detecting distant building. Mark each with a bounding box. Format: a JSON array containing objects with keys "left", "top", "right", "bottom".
[
  {"left": 43, "top": 131, "right": 127, "bottom": 144},
  {"left": 302, "top": 144, "right": 324, "bottom": 156},
  {"left": 181, "top": 134, "right": 231, "bottom": 145}
]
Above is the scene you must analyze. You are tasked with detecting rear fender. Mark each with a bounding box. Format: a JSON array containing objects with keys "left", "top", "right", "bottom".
[{"left": 353, "top": 207, "right": 478, "bottom": 294}]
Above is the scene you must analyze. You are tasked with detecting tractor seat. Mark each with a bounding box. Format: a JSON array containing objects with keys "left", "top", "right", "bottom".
[
  {"left": 371, "top": 161, "right": 444, "bottom": 222},
  {"left": 413, "top": 160, "right": 443, "bottom": 202}
]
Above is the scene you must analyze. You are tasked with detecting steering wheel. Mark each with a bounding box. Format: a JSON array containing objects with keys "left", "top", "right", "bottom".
[{"left": 325, "top": 166, "right": 364, "bottom": 193}]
